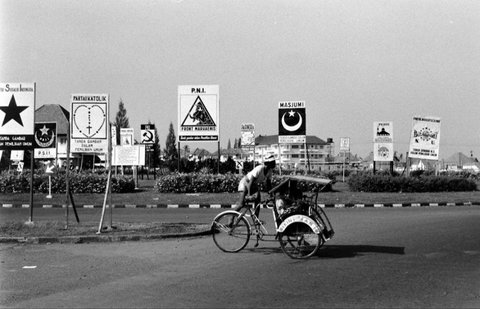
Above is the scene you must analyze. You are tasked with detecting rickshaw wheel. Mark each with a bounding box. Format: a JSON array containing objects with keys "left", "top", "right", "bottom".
[
  {"left": 212, "top": 212, "right": 250, "bottom": 253},
  {"left": 278, "top": 222, "right": 323, "bottom": 259}
]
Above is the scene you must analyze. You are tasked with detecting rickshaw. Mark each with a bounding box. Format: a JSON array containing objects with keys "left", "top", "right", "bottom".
[{"left": 211, "top": 175, "right": 335, "bottom": 259}]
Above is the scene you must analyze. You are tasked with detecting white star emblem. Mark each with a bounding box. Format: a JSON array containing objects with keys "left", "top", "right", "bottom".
[
  {"left": 288, "top": 110, "right": 295, "bottom": 117},
  {"left": 40, "top": 125, "right": 49, "bottom": 135}
]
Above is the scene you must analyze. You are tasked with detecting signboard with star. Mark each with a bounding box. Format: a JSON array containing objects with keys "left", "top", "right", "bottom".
[
  {"left": 34, "top": 122, "right": 57, "bottom": 158},
  {"left": 70, "top": 94, "right": 109, "bottom": 153},
  {"left": 408, "top": 116, "right": 441, "bottom": 160},
  {"left": 278, "top": 101, "right": 306, "bottom": 144},
  {"left": 0, "top": 83, "right": 35, "bottom": 150}
]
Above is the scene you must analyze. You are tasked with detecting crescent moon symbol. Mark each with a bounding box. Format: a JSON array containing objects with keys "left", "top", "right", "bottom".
[{"left": 281, "top": 112, "right": 302, "bottom": 132}]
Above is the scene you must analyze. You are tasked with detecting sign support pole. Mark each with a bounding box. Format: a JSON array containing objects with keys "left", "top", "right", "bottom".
[
  {"left": 217, "top": 141, "right": 220, "bottom": 174},
  {"left": 98, "top": 123, "right": 113, "bottom": 233},
  {"left": 47, "top": 175, "right": 52, "bottom": 198},
  {"left": 65, "top": 128, "right": 71, "bottom": 229},
  {"left": 28, "top": 150, "right": 35, "bottom": 223}
]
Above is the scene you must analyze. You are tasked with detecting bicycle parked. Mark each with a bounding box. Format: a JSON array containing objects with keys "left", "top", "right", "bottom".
[{"left": 211, "top": 175, "right": 335, "bottom": 259}]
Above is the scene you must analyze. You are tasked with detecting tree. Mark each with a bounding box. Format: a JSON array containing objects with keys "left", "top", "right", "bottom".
[
  {"left": 227, "top": 139, "right": 231, "bottom": 149},
  {"left": 164, "top": 122, "right": 178, "bottom": 170},
  {"left": 114, "top": 100, "right": 129, "bottom": 145}
]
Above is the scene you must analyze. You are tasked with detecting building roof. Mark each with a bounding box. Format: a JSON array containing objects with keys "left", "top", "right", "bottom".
[
  {"left": 35, "top": 104, "right": 70, "bottom": 135},
  {"left": 192, "top": 148, "right": 212, "bottom": 157},
  {"left": 255, "top": 135, "right": 330, "bottom": 146},
  {"left": 443, "top": 152, "right": 478, "bottom": 165},
  {"left": 334, "top": 152, "right": 362, "bottom": 163}
]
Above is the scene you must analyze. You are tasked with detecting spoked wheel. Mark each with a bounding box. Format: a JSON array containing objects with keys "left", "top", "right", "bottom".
[
  {"left": 279, "top": 222, "right": 323, "bottom": 259},
  {"left": 212, "top": 212, "right": 250, "bottom": 253}
]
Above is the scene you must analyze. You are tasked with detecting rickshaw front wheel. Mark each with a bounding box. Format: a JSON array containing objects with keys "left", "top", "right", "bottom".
[
  {"left": 278, "top": 222, "right": 323, "bottom": 259},
  {"left": 212, "top": 212, "right": 250, "bottom": 253}
]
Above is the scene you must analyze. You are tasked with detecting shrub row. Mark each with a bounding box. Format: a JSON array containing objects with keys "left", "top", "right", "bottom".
[
  {"left": 0, "top": 171, "right": 136, "bottom": 194},
  {"left": 347, "top": 173, "right": 477, "bottom": 192},
  {"left": 155, "top": 173, "right": 333, "bottom": 193}
]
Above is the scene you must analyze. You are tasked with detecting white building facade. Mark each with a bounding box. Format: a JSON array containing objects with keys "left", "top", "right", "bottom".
[{"left": 249, "top": 135, "right": 335, "bottom": 171}]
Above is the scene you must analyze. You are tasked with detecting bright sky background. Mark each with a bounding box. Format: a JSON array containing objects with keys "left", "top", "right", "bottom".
[{"left": 1, "top": 0, "right": 479, "bottom": 159}]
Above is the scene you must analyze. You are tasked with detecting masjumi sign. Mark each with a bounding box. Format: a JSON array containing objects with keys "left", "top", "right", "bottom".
[
  {"left": 70, "top": 94, "right": 109, "bottom": 153},
  {"left": 178, "top": 85, "right": 219, "bottom": 141},
  {"left": 278, "top": 101, "right": 306, "bottom": 144}
]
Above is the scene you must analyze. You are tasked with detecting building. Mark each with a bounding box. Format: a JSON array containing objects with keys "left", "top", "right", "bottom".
[
  {"left": 246, "top": 135, "right": 335, "bottom": 171},
  {"left": 442, "top": 152, "right": 480, "bottom": 173}
]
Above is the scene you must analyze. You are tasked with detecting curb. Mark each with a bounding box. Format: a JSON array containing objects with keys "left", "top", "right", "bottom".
[
  {"left": 0, "top": 228, "right": 212, "bottom": 244},
  {"left": 1, "top": 202, "right": 477, "bottom": 209}
]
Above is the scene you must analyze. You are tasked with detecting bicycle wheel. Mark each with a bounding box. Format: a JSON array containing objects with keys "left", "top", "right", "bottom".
[
  {"left": 212, "top": 212, "right": 250, "bottom": 253},
  {"left": 279, "top": 222, "right": 323, "bottom": 259}
]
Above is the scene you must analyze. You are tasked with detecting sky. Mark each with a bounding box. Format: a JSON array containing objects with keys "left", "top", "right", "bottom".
[{"left": 1, "top": 0, "right": 479, "bottom": 159}]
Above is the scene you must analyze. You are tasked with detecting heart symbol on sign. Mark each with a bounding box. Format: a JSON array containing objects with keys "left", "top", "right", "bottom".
[{"left": 73, "top": 104, "right": 106, "bottom": 138}]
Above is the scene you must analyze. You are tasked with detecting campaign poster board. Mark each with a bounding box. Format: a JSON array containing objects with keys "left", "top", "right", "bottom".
[
  {"left": 141, "top": 124, "right": 155, "bottom": 144},
  {"left": 10, "top": 150, "right": 24, "bottom": 161},
  {"left": 0, "top": 83, "right": 35, "bottom": 149},
  {"left": 70, "top": 94, "right": 109, "bottom": 153},
  {"left": 120, "top": 128, "right": 134, "bottom": 146},
  {"left": 408, "top": 116, "right": 441, "bottom": 160},
  {"left": 340, "top": 137, "right": 350, "bottom": 152},
  {"left": 34, "top": 122, "right": 57, "bottom": 159},
  {"left": 178, "top": 85, "right": 219, "bottom": 141},
  {"left": 278, "top": 101, "right": 306, "bottom": 144},
  {"left": 241, "top": 123, "right": 255, "bottom": 148},
  {"left": 373, "top": 121, "right": 393, "bottom": 161},
  {"left": 112, "top": 145, "right": 145, "bottom": 166}
]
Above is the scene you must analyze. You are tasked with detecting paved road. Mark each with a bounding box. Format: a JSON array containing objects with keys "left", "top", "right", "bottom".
[{"left": 1, "top": 206, "right": 480, "bottom": 308}]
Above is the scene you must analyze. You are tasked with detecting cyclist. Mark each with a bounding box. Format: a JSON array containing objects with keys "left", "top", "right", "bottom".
[{"left": 231, "top": 154, "right": 276, "bottom": 223}]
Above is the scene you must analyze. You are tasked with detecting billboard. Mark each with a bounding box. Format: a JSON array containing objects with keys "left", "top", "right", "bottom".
[
  {"left": 408, "top": 116, "right": 441, "bottom": 160},
  {"left": 178, "top": 85, "right": 219, "bottom": 141},
  {"left": 70, "top": 94, "right": 109, "bottom": 153},
  {"left": 241, "top": 123, "right": 255, "bottom": 147},
  {"left": 34, "top": 122, "right": 57, "bottom": 159},
  {"left": 278, "top": 101, "right": 306, "bottom": 144},
  {"left": 373, "top": 121, "right": 393, "bottom": 161},
  {"left": 0, "top": 83, "right": 35, "bottom": 149}
]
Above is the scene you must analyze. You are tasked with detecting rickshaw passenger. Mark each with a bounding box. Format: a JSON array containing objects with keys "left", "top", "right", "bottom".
[{"left": 232, "top": 154, "right": 276, "bottom": 219}]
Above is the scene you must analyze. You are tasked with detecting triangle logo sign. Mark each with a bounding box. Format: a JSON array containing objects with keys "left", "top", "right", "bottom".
[{"left": 181, "top": 96, "right": 216, "bottom": 126}]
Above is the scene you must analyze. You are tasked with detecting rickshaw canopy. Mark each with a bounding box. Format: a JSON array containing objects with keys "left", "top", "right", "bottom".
[{"left": 268, "top": 175, "right": 332, "bottom": 195}]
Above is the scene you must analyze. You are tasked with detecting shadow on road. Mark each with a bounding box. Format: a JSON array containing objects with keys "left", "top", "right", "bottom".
[
  {"left": 241, "top": 244, "right": 405, "bottom": 259},
  {"left": 318, "top": 245, "right": 405, "bottom": 259}
]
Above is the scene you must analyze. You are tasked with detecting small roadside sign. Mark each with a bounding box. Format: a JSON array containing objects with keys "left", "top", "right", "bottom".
[
  {"left": 34, "top": 122, "right": 57, "bottom": 159},
  {"left": 120, "top": 128, "right": 134, "bottom": 146},
  {"left": 340, "top": 137, "right": 350, "bottom": 152},
  {"left": 45, "top": 162, "right": 56, "bottom": 174},
  {"left": 241, "top": 123, "right": 255, "bottom": 148},
  {"left": 141, "top": 124, "right": 155, "bottom": 144}
]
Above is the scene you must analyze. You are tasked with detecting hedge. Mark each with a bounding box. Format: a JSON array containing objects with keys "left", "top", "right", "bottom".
[
  {"left": 0, "top": 171, "right": 135, "bottom": 194},
  {"left": 155, "top": 173, "right": 333, "bottom": 193},
  {"left": 347, "top": 173, "right": 477, "bottom": 192}
]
